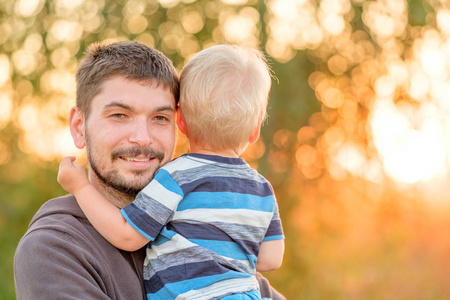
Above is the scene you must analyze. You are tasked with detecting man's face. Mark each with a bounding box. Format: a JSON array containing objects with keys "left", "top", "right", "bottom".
[{"left": 80, "top": 76, "right": 176, "bottom": 197}]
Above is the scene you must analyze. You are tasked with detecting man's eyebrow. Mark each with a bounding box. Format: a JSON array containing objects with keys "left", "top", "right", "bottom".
[
  {"left": 103, "top": 102, "right": 175, "bottom": 112},
  {"left": 103, "top": 101, "right": 132, "bottom": 110},
  {"left": 156, "top": 105, "right": 175, "bottom": 112}
]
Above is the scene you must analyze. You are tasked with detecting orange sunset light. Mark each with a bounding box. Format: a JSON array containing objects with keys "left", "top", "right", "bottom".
[{"left": 5, "top": 1, "right": 450, "bottom": 299}]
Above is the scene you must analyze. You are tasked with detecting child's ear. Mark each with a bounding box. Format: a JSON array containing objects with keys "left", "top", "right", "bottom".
[
  {"left": 176, "top": 108, "right": 187, "bottom": 135},
  {"left": 248, "top": 125, "right": 261, "bottom": 144}
]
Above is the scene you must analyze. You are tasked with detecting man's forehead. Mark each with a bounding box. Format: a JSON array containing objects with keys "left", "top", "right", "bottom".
[
  {"left": 96, "top": 77, "right": 175, "bottom": 102},
  {"left": 98, "top": 75, "right": 174, "bottom": 94}
]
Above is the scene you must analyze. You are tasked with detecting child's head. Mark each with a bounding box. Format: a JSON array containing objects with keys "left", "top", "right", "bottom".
[{"left": 179, "top": 44, "right": 272, "bottom": 154}]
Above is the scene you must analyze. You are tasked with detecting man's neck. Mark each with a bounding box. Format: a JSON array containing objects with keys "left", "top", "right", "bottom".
[
  {"left": 89, "top": 175, "right": 135, "bottom": 209},
  {"left": 101, "top": 185, "right": 135, "bottom": 209}
]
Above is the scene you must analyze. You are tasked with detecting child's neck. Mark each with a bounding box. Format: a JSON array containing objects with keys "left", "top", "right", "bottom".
[{"left": 188, "top": 143, "right": 242, "bottom": 158}]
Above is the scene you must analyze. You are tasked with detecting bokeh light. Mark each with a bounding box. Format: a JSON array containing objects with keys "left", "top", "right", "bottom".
[{"left": 5, "top": 1, "right": 450, "bottom": 299}]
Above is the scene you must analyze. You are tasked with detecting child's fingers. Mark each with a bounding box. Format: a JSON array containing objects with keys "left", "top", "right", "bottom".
[
  {"left": 72, "top": 161, "right": 85, "bottom": 171},
  {"left": 59, "top": 157, "right": 86, "bottom": 177},
  {"left": 59, "top": 156, "right": 76, "bottom": 168}
]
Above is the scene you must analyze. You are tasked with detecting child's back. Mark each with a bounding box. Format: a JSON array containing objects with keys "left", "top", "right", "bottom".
[{"left": 122, "top": 153, "right": 283, "bottom": 298}]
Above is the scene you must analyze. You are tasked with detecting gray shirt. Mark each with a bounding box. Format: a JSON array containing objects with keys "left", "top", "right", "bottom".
[{"left": 14, "top": 195, "right": 285, "bottom": 299}]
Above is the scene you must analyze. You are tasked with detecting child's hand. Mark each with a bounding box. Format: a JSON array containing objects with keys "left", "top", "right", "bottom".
[{"left": 57, "top": 156, "right": 90, "bottom": 195}]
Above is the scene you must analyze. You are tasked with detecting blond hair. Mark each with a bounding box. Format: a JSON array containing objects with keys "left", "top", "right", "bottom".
[{"left": 179, "top": 44, "right": 272, "bottom": 152}]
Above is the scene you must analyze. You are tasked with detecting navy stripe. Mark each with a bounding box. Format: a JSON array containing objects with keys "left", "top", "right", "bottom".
[
  {"left": 144, "top": 260, "right": 229, "bottom": 294},
  {"left": 234, "top": 239, "right": 260, "bottom": 256},
  {"left": 180, "top": 176, "right": 273, "bottom": 196},
  {"left": 169, "top": 222, "right": 265, "bottom": 245},
  {"left": 121, "top": 203, "right": 164, "bottom": 239},
  {"left": 146, "top": 245, "right": 253, "bottom": 278},
  {"left": 168, "top": 223, "right": 260, "bottom": 256},
  {"left": 264, "top": 219, "right": 283, "bottom": 238},
  {"left": 167, "top": 222, "right": 234, "bottom": 242}
]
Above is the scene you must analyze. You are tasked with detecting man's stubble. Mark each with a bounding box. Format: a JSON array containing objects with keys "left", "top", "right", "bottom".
[{"left": 85, "top": 129, "right": 165, "bottom": 201}]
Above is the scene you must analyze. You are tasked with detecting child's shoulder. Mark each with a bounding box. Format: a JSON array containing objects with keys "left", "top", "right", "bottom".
[{"left": 159, "top": 154, "right": 200, "bottom": 173}]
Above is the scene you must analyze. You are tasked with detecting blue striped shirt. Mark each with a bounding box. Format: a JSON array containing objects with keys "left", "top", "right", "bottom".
[{"left": 121, "top": 153, "right": 284, "bottom": 299}]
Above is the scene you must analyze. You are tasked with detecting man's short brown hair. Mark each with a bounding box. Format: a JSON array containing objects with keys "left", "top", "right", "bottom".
[{"left": 76, "top": 41, "right": 179, "bottom": 118}]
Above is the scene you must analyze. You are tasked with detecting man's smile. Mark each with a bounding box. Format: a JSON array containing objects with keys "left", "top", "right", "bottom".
[
  {"left": 112, "top": 148, "right": 164, "bottom": 163},
  {"left": 120, "top": 156, "right": 151, "bottom": 162},
  {"left": 117, "top": 154, "right": 159, "bottom": 170}
]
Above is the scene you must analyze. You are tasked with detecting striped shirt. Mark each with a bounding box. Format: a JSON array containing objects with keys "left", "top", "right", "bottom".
[{"left": 121, "top": 153, "right": 284, "bottom": 299}]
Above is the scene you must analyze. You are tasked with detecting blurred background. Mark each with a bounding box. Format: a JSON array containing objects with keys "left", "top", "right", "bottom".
[{"left": 2, "top": 0, "right": 450, "bottom": 299}]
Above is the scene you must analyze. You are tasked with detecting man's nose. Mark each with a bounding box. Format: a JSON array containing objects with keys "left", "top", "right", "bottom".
[{"left": 129, "top": 119, "right": 152, "bottom": 146}]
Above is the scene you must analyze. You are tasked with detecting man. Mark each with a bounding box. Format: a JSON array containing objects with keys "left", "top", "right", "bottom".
[{"left": 14, "top": 41, "right": 285, "bottom": 299}]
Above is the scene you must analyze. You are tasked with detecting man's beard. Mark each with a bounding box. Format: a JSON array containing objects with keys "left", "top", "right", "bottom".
[
  {"left": 90, "top": 164, "right": 143, "bottom": 197},
  {"left": 86, "top": 133, "right": 165, "bottom": 198}
]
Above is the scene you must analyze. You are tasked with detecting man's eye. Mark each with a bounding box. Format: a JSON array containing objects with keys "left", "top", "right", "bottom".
[
  {"left": 111, "top": 113, "right": 126, "bottom": 119},
  {"left": 155, "top": 116, "right": 168, "bottom": 121}
]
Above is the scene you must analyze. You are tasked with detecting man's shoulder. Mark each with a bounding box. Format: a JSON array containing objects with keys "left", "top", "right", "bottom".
[
  {"left": 28, "top": 194, "right": 84, "bottom": 227},
  {"left": 18, "top": 194, "right": 92, "bottom": 248},
  {"left": 15, "top": 195, "right": 89, "bottom": 262},
  {"left": 14, "top": 195, "right": 147, "bottom": 300},
  {"left": 15, "top": 194, "right": 113, "bottom": 271}
]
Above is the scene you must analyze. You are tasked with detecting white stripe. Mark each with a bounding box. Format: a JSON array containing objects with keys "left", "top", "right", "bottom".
[
  {"left": 146, "top": 234, "right": 196, "bottom": 259},
  {"left": 175, "top": 276, "right": 259, "bottom": 300},
  {"left": 221, "top": 255, "right": 253, "bottom": 269},
  {"left": 233, "top": 259, "right": 252, "bottom": 269},
  {"left": 163, "top": 156, "right": 206, "bottom": 172},
  {"left": 173, "top": 208, "right": 272, "bottom": 228},
  {"left": 220, "top": 255, "right": 253, "bottom": 269},
  {"left": 140, "top": 179, "right": 182, "bottom": 211}
]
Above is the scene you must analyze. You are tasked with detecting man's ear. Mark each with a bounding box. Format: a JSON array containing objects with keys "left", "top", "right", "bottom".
[
  {"left": 69, "top": 106, "right": 86, "bottom": 149},
  {"left": 248, "top": 125, "right": 261, "bottom": 144},
  {"left": 176, "top": 108, "right": 187, "bottom": 135}
]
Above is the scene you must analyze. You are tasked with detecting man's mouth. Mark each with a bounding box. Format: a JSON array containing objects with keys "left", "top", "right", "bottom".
[
  {"left": 112, "top": 148, "right": 165, "bottom": 165},
  {"left": 120, "top": 156, "right": 151, "bottom": 162}
]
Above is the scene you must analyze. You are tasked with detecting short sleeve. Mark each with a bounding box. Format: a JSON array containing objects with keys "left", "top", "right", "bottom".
[
  {"left": 263, "top": 200, "right": 284, "bottom": 242},
  {"left": 120, "top": 168, "right": 184, "bottom": 241}
]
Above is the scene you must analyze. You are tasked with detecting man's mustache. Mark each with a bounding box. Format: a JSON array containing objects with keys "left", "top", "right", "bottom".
[{"left": 111, "top": 147, "right": 165, "bottom": 161}]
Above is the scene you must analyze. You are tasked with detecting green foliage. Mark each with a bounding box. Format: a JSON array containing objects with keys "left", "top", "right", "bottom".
[{"left": 408, "top": 0, "right": 432, "bottom": 27}]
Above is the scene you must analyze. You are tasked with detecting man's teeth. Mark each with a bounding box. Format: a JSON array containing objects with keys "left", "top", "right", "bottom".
[{"left": 123, "top": 157, "right": 150, "bottom": 162}]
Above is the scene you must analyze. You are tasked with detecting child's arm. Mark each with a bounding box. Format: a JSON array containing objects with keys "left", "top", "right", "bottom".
[
  {"left": 255, "top": 239, "right": 285, "bottom": 272},
  {"left": 57, "top": 157, "right": 149, "bottom": 252}
]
